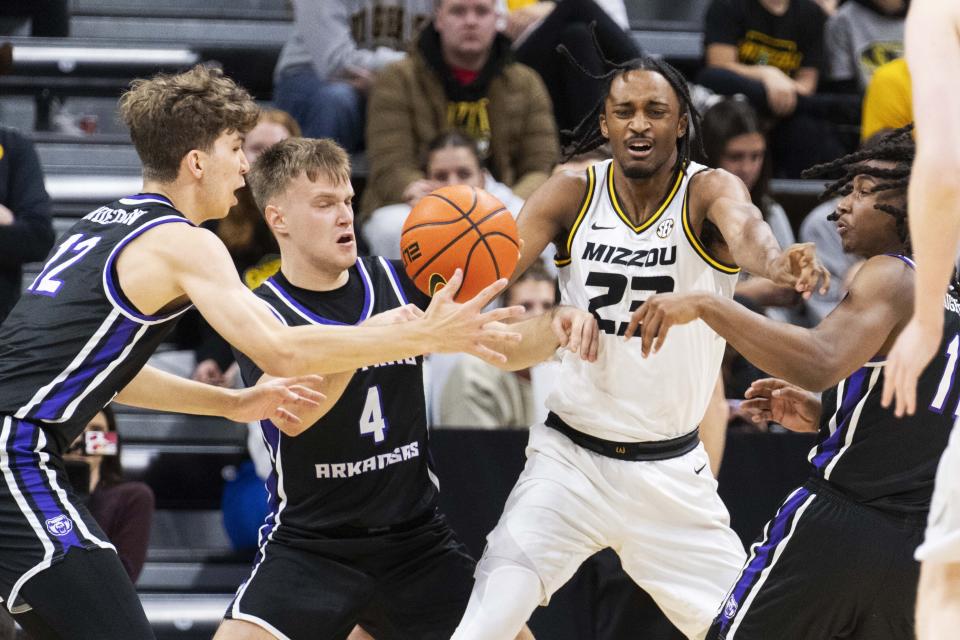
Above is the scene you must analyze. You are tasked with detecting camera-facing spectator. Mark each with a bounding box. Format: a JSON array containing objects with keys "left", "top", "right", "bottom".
[
  {"left": 361, "top": 0, "right": 559, "bottom": 220},
  {"left": 272, "top": 0, "right": 433, "bottom": 152},
  {"left": 64, "top": 406, "right": 155, "bottom": 583},
  {"left": 0, "top": 127, "right": 55, "bottom": 322},
  {"left": 363, "top": 129, "right": 524, "bottom": 259}
]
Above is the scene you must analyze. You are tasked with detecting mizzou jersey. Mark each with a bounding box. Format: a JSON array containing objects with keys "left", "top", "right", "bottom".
[
  {"left": 234, "top": 257, "right": 437, "bottom": 541},
  {"left": 546, "top": 160, "right": 739, "bottom": 442},
  {"left": 0, "top": 194, "right": 192, "bottom": 452},
  {"left": 809, "top": 256, "right": 957, "bottom": 515}
]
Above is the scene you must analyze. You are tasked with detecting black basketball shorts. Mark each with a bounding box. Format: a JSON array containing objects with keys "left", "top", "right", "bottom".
[
  {"left": 225, "top": 511, "right": 476, "bottom": 640},
  {"left": 708, "top": 478, "right": 925, "bottom": 640}
]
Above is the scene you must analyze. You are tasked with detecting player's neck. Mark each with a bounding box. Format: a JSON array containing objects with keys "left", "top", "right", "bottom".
[
  {"left": 279, "top": 253, "right": 350, "bottom": 292},
  {"left": 140, "top": 179, "right": 213, "bottom": 225},
  {"left": 612, "top": 160, "right": 681, "bottom": 226}
]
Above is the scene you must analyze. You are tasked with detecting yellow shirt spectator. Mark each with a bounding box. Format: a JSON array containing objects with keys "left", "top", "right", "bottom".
[{"left": 861, "top": 58, "right": 912, "bottom": 141}]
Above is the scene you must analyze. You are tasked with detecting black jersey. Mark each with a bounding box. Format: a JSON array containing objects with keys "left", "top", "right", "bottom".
[
  {"left": 234, "top": 256, "right": 437, "bottom": 541},
  {"left": 809, "top": 256, "right": 958, "bottom": 515},
  {"left": 0, "top": 194, "right": 192, "bottom": 452}
]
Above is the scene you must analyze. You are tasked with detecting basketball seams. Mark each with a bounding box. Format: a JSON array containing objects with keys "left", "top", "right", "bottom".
[
  {"left": 408, "top": 207, "right": 511, "bottom": 281},
  {"left": 424, "top": 189, "right": 500, "bottom": 281}
]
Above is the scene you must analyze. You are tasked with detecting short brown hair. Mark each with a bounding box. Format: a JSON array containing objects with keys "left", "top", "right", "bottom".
[
  {"left": 119, "top": 64, "right": 260, "bottom": 182},
  {"left": 247, "top": 138, "right": 352, "bottom": 211}
]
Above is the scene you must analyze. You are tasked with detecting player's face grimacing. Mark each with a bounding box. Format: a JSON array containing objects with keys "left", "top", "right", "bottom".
[
  {"left": 599, "top": 70, "right": 687, "bottom": 180},
  {"left": 271, "top": 172, "right": 357, "bottom": 272},
  {"left": 833, "top": 161, "right": 904, "bottom": 257},
  {"left": 197, "top": 130, "right": 249, "bottom": 219}
]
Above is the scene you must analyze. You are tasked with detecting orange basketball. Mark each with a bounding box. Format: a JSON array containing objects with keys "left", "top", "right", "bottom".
[{"left": 400, "top": 185, "right": 519, "bottom": 301}]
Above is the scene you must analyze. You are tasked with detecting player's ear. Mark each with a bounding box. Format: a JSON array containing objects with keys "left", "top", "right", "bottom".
[
  {"left": 599, "top": 113, "right": 609, "bottom": 140},
  {"left": 677, "top": 112, "right": 689, "bottom": 140},
  {"left": 183, "top": 149, "right": 204, "bottom": 179},
  {"left": 264, "top": 204, "right": 286, "bottom": 234}
]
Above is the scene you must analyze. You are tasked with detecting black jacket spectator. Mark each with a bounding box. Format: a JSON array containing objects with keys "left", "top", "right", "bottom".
[{"left": 0, "top": 127, "right": 55, "bottom": 321}]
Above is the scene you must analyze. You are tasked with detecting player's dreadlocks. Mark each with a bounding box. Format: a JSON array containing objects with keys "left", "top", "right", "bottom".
[
  {"left": 558, "top": 39, "right": 701, "bottom": 170},
  {"left": 802, "top": 126, "right": 914, "bottom": 253}
]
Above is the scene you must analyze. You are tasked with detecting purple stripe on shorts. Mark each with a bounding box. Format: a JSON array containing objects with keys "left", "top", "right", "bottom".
[
  {"left": 716, "top": 487, "right": 811, "bottom": 635},
  {"left": 11, "top": 420, "right": 82, "bottom": 550}
]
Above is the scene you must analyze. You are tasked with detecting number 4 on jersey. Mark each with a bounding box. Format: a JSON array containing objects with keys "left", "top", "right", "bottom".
[{"left": 360, "top": 386, "right": 388, "bottom": 444}]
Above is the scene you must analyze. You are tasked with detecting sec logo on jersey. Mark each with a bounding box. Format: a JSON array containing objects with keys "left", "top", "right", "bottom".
[{"left": 656, "top": 218, "right": 674, "bottom": 239}]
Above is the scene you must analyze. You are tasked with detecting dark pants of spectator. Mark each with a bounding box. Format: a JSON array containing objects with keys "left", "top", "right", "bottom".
[
  {"left": 273, "top": 65, "right": 366, "bottom": 153},
  {"left": 0, "top": 0, "right": 69, "bottom": 37},
  {"left": 514, "top": 0, "right": 640, "bottom": 135},
  {"left": 696, "top": 67, "right": 860, "bottom": 177}
]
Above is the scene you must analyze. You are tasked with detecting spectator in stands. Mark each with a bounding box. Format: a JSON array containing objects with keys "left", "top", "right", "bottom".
[
  {"left": 500, "top": 0, "right": 641, "bottom": 132},
  {"left": 699, "top": 98, "right": 799, "bottom": 320},
  {"left": 361, "top": 0, "right": 559, "bottom": 219},
  {"left": 0, "top": 126, "right": 55, "bottom": 322},
  {"left": 65, "top": 406, "right": 155, "bottom": 582},
  {"left": 824, "top": 0, "right": 906, "bottom": 95},
  {"left": 438, "top": 260, "right": 556, "bottom": 428},
  {"left": 272, "top": 0, "right": 433, "bottom": 152},
  {"left": 698, "top": 0, "right": 851, "bottom": 176},
  {"left": 191, "top": 109, "right": 299, "bottom": 387},
  {"left": 860, "top": 57, "right": 912, "bottom": 142},
  {"left": 363, "top": 129, "right": 524, "bottom": 259}
]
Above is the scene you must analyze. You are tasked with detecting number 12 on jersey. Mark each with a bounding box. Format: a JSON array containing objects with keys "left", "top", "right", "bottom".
[
  {"left": 360, "top": 386, "right": 389, "bottom": 444},
  {"left": 27, "top": 233, "right": 101, "bottom": 297}
]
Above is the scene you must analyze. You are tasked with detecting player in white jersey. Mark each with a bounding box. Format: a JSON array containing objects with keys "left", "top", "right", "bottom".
[
  {"left": 450, "top": 55, "right": 829, "bottom": 640},
  {"left": 878, "top": 1, "right": 960, "bottom": 637}
]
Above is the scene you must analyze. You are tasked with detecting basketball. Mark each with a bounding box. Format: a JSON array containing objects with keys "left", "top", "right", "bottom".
[{"left": 400, "top": 185, "right": 520, "bottom": 301}]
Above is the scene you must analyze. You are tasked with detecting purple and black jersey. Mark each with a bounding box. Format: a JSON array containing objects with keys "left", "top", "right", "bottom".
[
  {"left": 234, "top": 256, "right": 438, "bottom": 542},
  {"left": 808, "top": 255, "right": 958, "bottom": 515},
  {"left": 0, "top": 194, "right": 193, "bottom": 453}
]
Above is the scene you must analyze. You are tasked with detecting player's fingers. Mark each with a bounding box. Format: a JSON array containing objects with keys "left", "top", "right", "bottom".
[
  {"left": 479, "top": 304, "right": 526, "bottom": 325},
  {"left": 817, "top": 264, "right": 831, "bottom": 295},
  {"left": 771, "top": 386, "right": 809, "bottom": 404},
  {"left": 287, "top": 385, "right": 325, "bottom": 404},
  {"left": 586, "top": 317, "right": 600, "bottom": 361},
  {"left": 467, "top": 277, "right": 509, "bottom": 310},
  {"left": 432, "top": 269, "right": 463, "bottom": 302},
  {"left": 880, "top": 355, "right": 899, "bottom": 408},
  {"left": 745, "top": 378, "right": 787, "bottom": 399},
  {"left": 624, "top": 303, "right": 648, "bottom": 339},
  {"left": 471, "top": 343, "right": 508, "bottom": 365},
  {"left": 903, "top": 367, "right": 919, "bottom": 416},
  {"left": 479, "top": 326, "right": 523, "bottom": 346},
  {"left": 275, "top": 408, "right": 302, "bottom": 425},
  {"left": 641, "top": 310, "right": 663, "bottom": 357},
  {"left": 740, "top": 398, "right": 771, "bottom": 414},
  {"left": 567, "top": 315, "right": 584, "bottom": 354},
  {"left": 653, "top": 318, "right": 672, "bottom": 353}
]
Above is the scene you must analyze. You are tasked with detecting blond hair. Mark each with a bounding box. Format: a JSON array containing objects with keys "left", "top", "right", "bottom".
[
  {"left": 119, "top": 64, "right": 260, "bottom": 182},
  {"left": 247, "top": 138, "right": 352, "bottom": 211}
]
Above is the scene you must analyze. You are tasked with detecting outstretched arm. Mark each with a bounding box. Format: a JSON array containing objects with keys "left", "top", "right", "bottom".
[
  {"left": 626, "top": 255, "right": 912, "bottom": 391},
  {"left": 881, "top": 0, "right": 960, "bottom": 415},
  {"left": 118, "top": 224, "right": 525, "bottom": 377},
  {"left": 692, "top": 170, "right": 830, "bottom": 297},
  {"left": 114, "top": 365, "right": 325, "bottom": 431}
]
